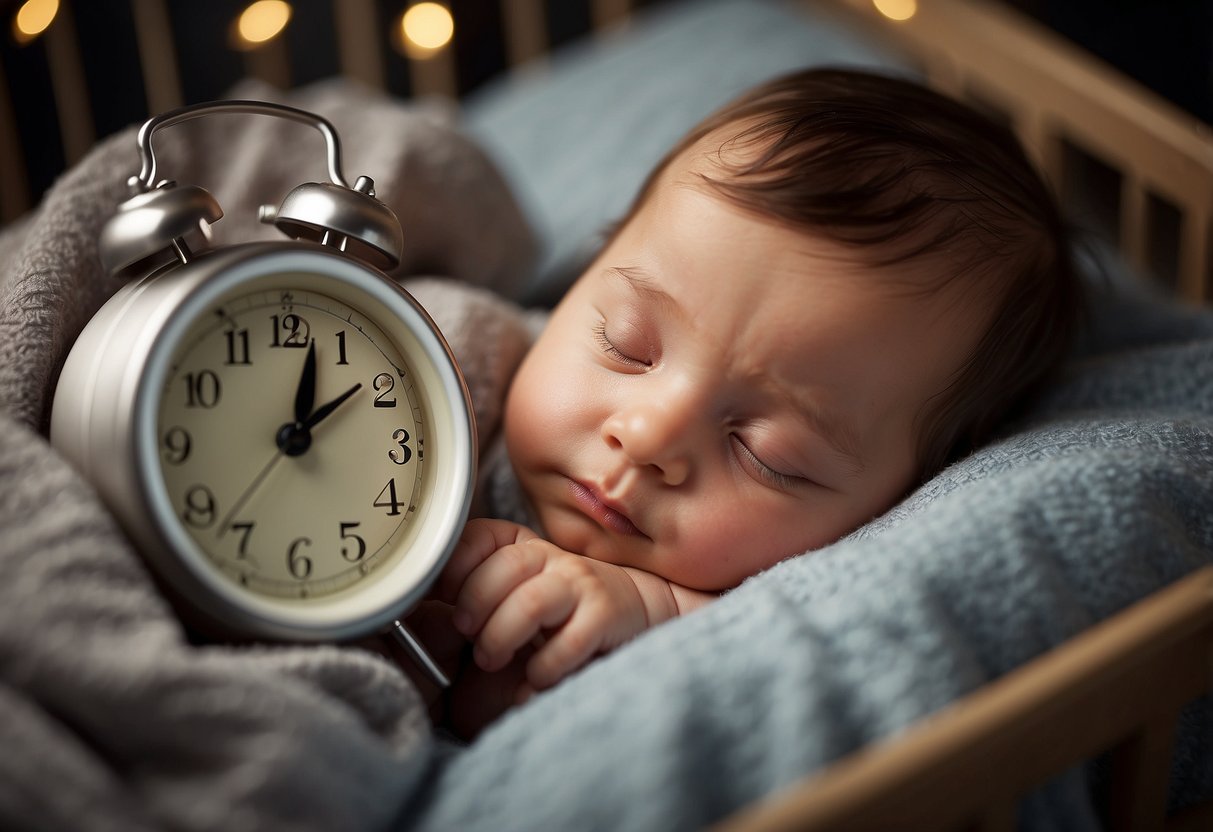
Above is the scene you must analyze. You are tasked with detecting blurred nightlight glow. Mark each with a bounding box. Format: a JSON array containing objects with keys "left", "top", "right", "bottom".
[
  {"left": 873, "top": 0, "right": 917, "bottom": 21},
  {"left": 12, "top": 0, "right": 59, "bottom": 44},
  {"left": 400, "top": 2, "right": 454, "bottom": 58},
  {"left": 235, "top": 0, "right": 293, "bottom": 48}
]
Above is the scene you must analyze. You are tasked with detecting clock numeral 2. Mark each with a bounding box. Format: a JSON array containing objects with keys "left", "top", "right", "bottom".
[{"left": 373, "top": 372, "right": 396, "bottom": 407}]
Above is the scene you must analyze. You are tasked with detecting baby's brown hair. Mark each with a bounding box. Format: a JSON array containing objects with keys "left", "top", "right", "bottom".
[{"left": 620, "top": 67, "right": 1081, "bottom": 479}]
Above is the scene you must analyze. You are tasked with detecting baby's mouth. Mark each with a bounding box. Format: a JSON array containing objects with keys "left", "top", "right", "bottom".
[{"left": 568, "top": 479, "right": 646, "bottom": 538}]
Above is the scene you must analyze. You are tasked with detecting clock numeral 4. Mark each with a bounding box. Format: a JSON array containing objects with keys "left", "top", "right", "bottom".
[{"left": 374, "top": 478, "right": 404, "bottom": 516}]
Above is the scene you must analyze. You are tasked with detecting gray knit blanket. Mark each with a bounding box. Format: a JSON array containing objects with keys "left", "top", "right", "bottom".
[{"left": 2, "top": 81, "right": 1212, "bottom": 831}]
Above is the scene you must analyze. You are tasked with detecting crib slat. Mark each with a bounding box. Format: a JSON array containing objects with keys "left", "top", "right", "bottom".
[
  {"left": 1177, "top": 209, "right": 1211, "bottom": 303},
  {"left": 130, "top": 0, "right": 183, "bottom": 114},
  {"left": 45, "top": 1, "right": 94, "bottom": 165},
  {"left": 1106, "top": 710, "right": 1178, "bottom": 832},
  {"left": 592, "top": 0, "right": 633, "bottom": 31},
  {"left": 0, "top": 52, "right": 30, "bottom": 223},
  {"left": 1120, "top": 177, "right": 1148, "bottom": 276},
  {"left": 334, "top": 0, "right": 385, "bottom": 90},
  {"left": 501, "top": 0, "right": 548, "bottom": 67}
]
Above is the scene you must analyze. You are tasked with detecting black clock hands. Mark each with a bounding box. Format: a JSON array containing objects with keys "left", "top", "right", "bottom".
[{"left": 277, "top": 341, "right": 363, "bottom": 457}]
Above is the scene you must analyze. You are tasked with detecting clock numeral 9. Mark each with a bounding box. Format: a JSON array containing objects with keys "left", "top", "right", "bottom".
[
  {"left": 162, "top": 426, "right": 192, "bottom": 464},
  {"left": 182, "top": 484, "right": 216, "bottom": 528},
  {"left": 287, "top": 536, "right": 313, "bottom": 579},
  {"left": 184, "top": 370, "right": 221, "bottom": 408},
  {"left": 270, "top": 313, "right": 311, "bottom": 348}
]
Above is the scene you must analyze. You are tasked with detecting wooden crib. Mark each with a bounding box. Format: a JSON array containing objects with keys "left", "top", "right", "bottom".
[{"left": 2, "top": 1, "right": 1211, "bottom": 828}]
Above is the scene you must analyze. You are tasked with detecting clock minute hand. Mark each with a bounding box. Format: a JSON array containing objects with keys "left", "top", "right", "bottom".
[{"left": 303, "top": 382, "right": 363, "bottom": 431}]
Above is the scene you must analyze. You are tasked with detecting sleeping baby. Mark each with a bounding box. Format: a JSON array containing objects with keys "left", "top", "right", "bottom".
[{"left": 413, "top": 67, "right": 1082, "bottom": 737}]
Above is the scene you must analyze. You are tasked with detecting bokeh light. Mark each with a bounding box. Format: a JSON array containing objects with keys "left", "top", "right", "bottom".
[
  {"left": 235, "top": 0, "right": 293, "bottom": 49},
  {"left": 873, "top": 0, "right": 917, "bottom": 22},
  {"left": 12, "top": 0, "right": 59, "bottom": 44},
  {"left": 399, "top": 2, "right": 454, "bottom": 58}
]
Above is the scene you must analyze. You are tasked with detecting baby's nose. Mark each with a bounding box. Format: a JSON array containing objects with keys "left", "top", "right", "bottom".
[{"left": 601, "top": 400, "right": 696, "bottom": 486}]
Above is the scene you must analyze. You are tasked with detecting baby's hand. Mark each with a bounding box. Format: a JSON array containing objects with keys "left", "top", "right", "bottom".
[{"left": 440, "top": 518, "right": 650, "bottom": 695}]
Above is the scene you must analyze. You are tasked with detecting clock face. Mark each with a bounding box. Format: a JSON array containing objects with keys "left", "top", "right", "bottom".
[
  {"left": 156, "top": 276, "right": 431, "bottom": 601},
  {"left": 132, "top": 251, "right": 473, "bottom": 640}
]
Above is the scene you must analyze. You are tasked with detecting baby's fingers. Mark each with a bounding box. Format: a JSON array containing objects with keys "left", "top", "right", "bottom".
[
  {"left": 453, "top": 538, "right": 548, "bottom": 638},
  {"left": 473, "top": 572, "right": 577, "bottom": 672},
  {"left": 435, "top": 519, "right": 537, "bottom": 603},
  {"left": 524, "top": 603, "right": 610, "bottom": 691}
]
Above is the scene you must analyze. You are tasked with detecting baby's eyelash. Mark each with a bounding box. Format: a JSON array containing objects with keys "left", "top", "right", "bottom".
[
  {"left": 592, "top": 319, "right": 647, "bottom": 366},
  {"left": 732, "top": 435, "right": 803, "bottom": 490}
]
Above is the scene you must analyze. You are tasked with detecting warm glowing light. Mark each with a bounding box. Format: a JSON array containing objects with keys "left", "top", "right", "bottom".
[
  {"left": 873, "top": 0, "right": 917, "bottom": 21},
  {"left": 12, "top": 0, "right": 59, "bottom": 44},
  {"left": 400, "top": 2, "right": 454, "bottom": 58},
  {"left": 235, "top": 0, "right": 292, "bottom": 48}
]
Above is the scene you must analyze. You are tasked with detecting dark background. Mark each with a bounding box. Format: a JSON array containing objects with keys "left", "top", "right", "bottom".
[{"left": 1, "top": 0, "right": 1210, "bottom": 220}]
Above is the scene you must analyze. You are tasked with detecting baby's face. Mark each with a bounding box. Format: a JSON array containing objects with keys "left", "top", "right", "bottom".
[{"left": 504, "top": 153, "right": 987, "bottom": 591}]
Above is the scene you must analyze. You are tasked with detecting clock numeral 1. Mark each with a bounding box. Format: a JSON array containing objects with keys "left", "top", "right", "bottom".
[
  {"left": 224, "top": 328, "right": 251, "bottom": 365},
  {"left": 374, "top": 478, "right": 403, "bottom": 516},
  {"left": 287, "top": 537, "right": 313, "bottom": 579},
  {"left": 335, "top": 331, "right": 349, "bottom": 365},
  {"left": 340, "top": 521, "right": 366, "bottom": 561},
  {"left": 184, "top": 370, "right": 221, "bottom": 408}
]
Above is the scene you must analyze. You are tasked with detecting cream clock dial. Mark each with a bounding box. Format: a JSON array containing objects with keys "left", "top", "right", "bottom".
[{"left": 158, "top": 283, "right": 426, "bottom": 600}]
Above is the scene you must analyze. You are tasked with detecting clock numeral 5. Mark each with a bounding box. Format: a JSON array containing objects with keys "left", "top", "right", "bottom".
[{"left": 340, "top": 521, "right": 366, "bottom": 562}]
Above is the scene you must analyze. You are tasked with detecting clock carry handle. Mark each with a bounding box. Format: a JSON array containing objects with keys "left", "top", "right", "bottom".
[
  {"left": 134, "top": 99, "right": 351, "bottom": 191},
  {"left": 102, "top": 99, "right": 404, "bottom": 277}
]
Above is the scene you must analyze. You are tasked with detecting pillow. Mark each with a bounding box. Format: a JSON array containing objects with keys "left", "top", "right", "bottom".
[{"left": 462, "top": 0, "right": 911, "bottom": 304}]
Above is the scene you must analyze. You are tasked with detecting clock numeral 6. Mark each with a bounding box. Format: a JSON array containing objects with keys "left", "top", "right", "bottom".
[
  {"left": 162, "top": 426, "right": 192, "bottom": 464},
  {"left": 287, "top": 536, "right": 313, "bottom": 579},
  {"left": 182, "top": 484, "right": 216, "bottom": 528}
]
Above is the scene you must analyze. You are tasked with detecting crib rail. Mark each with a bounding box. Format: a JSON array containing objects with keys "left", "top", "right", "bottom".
[
  {"left": 717, "top": 566, "right": 1213, "bottom": 832},
  {"left": 821, "top": 0, "right": 1213, "bottom": 304}
]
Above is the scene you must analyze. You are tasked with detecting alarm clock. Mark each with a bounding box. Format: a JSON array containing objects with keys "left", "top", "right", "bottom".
[{"left": 50, "top": 100, "right": 475, "bottom": 686}]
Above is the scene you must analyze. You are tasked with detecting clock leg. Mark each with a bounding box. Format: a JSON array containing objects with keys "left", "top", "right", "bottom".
[{"left": 390, "top": 619, "right": 451, "bottom": 688}]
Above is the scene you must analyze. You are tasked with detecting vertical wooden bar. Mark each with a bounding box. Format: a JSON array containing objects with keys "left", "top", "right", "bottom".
[
  {"left": 592, "top": 0, "right": 632, "bottom": 31},
  {"left": 1177, "top": 208, "right": 1210, "bottom": 303},
  {"left": 407, "top": 48, "right": 458, "bottom": 100},
  {"left": 1105, "top": 711, "right": 1177, "bottom": 832},
  {"left": 44, "top": 0, "right": 94, "bottom": 165},
  {"left": 1018, "top": 109, "right": 1064, "bottom": 199},
  {"left": 334, "top": 0, "right": 384, "bottom": 89},
  {"left": 243, "top": 39, "right": 292, "bottom": 90},
  {"left": 131, "top": 0, "right": 183, "bottom": 114},
  {"left": 1120, "top": 176, "right": 1147, "bottom": 275},
  {"left": 0, "top": 51, "right": 30, "bottom": 222},
  {"left": 500, "top": 0, "right": 548, "bottom": 67}
]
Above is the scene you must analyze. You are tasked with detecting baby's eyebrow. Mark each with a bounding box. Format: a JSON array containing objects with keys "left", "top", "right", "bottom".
[{"left": 605, "top": 266, "right": 686, "bottom": 321}]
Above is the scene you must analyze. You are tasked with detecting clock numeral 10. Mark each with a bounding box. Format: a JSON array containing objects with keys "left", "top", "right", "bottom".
[{"left": 184, "top": 370, "right": 221, "bottom": 408}]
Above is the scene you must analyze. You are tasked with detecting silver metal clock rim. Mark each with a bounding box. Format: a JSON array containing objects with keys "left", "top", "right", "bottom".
[{"left": 132, "top": 244, "right": 476, "bottom": 641}]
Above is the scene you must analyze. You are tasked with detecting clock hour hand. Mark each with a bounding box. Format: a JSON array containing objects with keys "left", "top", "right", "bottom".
[
  {"left": 293, "top": 340, "right": 317, "bottom": 425},
  {"left": 303, "top": 382, "right": 362, "bottom": 430}
]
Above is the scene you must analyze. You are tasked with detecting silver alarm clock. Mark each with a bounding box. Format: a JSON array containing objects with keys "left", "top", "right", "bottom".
[{"left": 50, "top": 100, "right": 475, "bottom": 685}]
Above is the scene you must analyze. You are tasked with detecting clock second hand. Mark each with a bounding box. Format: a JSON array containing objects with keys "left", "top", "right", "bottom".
[{"left": 217, "top": 447, "right": 284, "bottom": 538}]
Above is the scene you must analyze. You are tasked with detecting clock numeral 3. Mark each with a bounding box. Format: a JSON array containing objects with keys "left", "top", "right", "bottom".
[{"left": 389, "top": 428, "right": 412, "bottom": 464}]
